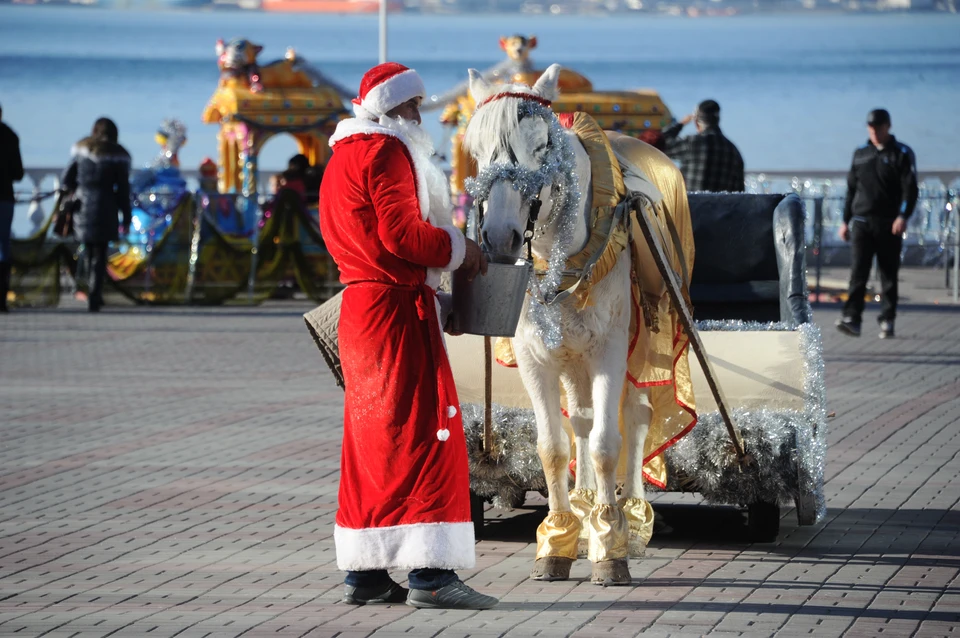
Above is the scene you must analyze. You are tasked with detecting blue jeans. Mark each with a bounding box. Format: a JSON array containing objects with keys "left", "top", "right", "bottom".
[
  {"left": 346, "top": 569, "right": 458, "bottom": 591},
  {"left": 0, "top": 200, "right": 13, "bottom": 263}
]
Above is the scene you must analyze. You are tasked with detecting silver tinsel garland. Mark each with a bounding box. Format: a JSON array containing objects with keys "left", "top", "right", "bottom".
[
  {"left": 465, "top": 99, "right": 582, "bottom": 350},
  {"left": 463, "top": 321, "right": 827, "bottom": 524},
  {"left": 460, "top": 403, "right": 545, "bottom": 510}
]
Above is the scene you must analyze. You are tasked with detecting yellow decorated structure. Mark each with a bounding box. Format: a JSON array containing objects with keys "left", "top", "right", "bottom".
[
  {"left": 440, "top": 37, "right": 673, "bottom": 196},
  {"left": 201, "top": 39, "right": 349, "bottom": 195}
]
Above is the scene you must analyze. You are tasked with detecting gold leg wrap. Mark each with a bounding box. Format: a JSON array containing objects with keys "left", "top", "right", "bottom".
[
  {"left": 586, "top": 503, "right": 630, "bottom": 563},
  {"left": 536, "top": 511, "right": 582, "bottom": 560},
  {"left": 618, "top": 496, "right": 654, "bottom": 557},
  {"left": 569, "top": 488, "right": 596, "bottom": 557}
]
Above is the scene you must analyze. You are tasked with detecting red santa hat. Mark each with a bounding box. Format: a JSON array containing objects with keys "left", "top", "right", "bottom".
[{"left": 351, "top": 62, "right": 426, "bottom": 120}]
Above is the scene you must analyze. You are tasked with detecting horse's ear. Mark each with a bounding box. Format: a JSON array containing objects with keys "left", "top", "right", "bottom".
[
  {"left": 532, "top": 64, "right": 561, "bottom": 101},
  {"left": 499, "top": 36, "right": 507, "bottom": 51},
  {"left": 468, "top": 68, "right": 492, "bottom": 103},
  {"left": 528, "top": 35, "right": 538, "bottom": 49},
  {"left": 215, "top": 39, "right": 225, "bottom": 56}
]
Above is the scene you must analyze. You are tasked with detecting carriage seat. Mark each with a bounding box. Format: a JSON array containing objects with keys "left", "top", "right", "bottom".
[{"left": 686, "top": 192, "right": 810, "bottom": 325}]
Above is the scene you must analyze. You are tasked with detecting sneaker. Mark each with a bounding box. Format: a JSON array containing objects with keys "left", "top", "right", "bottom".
[
  {"left": 879, "top": 320, "right": 895, "bottom": 339},
  {"left": 835, "top": 317, "right": 861, "bottom": 337},
  {"left": 343, "top": 580, "right": 408, "bottom": 605},
  {"left": 406, "top": 579, "right": 499, "bottom": 610}
]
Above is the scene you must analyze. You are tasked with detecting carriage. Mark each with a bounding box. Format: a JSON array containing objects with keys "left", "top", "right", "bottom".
[{"left": 307, "top": 64, "right": 827, "bottom": 587}]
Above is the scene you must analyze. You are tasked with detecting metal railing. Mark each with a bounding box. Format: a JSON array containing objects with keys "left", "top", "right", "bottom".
[
  {"left": 13, "top": 167, "right": 960, "bottom": 303},
  {"left": 745, "top": 171, "right": 960, "bottom": 303}
]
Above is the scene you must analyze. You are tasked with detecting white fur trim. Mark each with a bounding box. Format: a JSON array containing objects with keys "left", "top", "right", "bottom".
[
  {"left": 356, "top": 69, "right": 425, "bottom": 119},
  {"left": 437, "top": 428, "right": 450, "bottom": 441},
  {"left": 334, "top": 521, "right": 475, "bottom": 571},
  {"left": 441, "top": 226, "right": 466, "bottom": 272}
]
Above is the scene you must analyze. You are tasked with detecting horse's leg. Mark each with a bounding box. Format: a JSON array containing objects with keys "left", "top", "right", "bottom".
[
  {"left": 561, "top": 367, "right": 595, "bottom": 559},
  {"left": 619, "top": 384, "right": 655, "bottom": 557},
  {"left": 523, "top": 362, "right": 579, "bottom": 581},
  {"left": 586, "top": 328, "right": 632, "bottom": 586}
]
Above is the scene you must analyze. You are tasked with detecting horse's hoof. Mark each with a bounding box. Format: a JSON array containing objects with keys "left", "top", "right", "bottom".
[
  {"left": 628, "top": 535, "right": 647, "bottom": 558},
  {"left": 591, "top": 559, "right": 631, "bottom": 586},
  {"left": 530, "top": 556, "right": 573, "bottom": 581}
]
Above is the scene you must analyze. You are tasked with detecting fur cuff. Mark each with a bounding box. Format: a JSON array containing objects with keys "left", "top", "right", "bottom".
[
  {"left": 441, "top": 226, "right": 466, "bottom": 272},
  {"left": 334, "top": 521, "right": 475, "bottom": 571}
]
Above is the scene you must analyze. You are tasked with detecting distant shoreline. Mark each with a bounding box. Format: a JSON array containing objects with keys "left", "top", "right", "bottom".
[{"left": 5, "top": 2, "right": 957, "bottom": 15}]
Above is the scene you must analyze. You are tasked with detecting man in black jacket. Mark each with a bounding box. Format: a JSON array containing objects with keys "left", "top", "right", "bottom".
[
  {"left": 0, "top": 103, "right": 25, "bottom": 313},
  {"left": 836, "top": 109, "right": 918, "bottom": 339}
]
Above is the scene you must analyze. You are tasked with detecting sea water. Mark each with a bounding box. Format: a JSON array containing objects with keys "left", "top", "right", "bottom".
[{"left": 1, "top": 7, "right": 958, "bottom": 233}]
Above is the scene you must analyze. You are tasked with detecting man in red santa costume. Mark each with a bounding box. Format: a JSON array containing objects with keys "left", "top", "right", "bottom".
[{"left": 319, "top": 62, "right": 497, "bottom": 610}]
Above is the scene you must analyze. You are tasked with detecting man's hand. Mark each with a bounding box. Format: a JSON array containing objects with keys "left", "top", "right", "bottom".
[
  {"left": 891, "top": 216, "right": 907, "bottom": 235},
  {"left": 839, "top": 222, "right": 850, "bottom": 242},
  {"left": 459, "top": 238, "right": 488, "bottom": 282},
  {"left": 680, "top": 113, "right": 694, "bottom": 126}
]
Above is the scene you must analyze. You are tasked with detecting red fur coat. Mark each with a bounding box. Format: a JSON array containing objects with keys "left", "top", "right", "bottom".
[{"left": 319, "top": 117, "right": 472, "bottom": 571}]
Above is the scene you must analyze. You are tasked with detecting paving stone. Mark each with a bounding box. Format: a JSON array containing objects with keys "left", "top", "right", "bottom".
[{"left": 0, "top": 300, "right": 959, "bottom": 637}]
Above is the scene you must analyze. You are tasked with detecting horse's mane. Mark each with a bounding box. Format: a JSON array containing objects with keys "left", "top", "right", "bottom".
[{"left": 463, "top": 84, "right": 540, "bottom": 161}]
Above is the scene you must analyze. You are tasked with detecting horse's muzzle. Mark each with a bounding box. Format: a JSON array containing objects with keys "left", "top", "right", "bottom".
[{"left": 481, "top": 227, "right": 524, "bottom": 262}]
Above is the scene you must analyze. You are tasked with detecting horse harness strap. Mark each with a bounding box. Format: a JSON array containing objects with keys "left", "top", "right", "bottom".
[{"left": 532, "top": 112, "right": 631, "bottom": 308}]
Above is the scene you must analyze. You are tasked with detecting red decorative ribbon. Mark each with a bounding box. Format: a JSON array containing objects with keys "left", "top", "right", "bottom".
[{"left": 477, "top": 92, "right": 553, "bottom": 110}]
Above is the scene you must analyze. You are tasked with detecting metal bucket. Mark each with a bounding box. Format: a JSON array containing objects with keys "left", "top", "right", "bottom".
[{"left": 450, "top": 259, "right": 532, "bottom": 337}]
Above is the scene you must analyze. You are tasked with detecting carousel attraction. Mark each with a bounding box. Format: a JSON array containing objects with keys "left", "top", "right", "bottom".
[
  {"left": 8, "top": 39, "right": 348, "bottom": 308},
  {"left": 201, "top": 38, "right": 350, "bottom": 196}
]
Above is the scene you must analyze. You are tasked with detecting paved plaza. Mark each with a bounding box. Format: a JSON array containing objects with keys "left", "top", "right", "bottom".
[{"left": 1, "top": 294, "right": 959, "bottom": 637}]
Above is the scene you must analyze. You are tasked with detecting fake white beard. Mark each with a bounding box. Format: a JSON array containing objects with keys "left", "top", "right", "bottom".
[{"left": 378, "top": 115, "right": 452, "bottom": 225}]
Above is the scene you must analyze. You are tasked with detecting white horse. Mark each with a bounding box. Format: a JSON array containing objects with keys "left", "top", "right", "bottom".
[{"left": 464, "top": 65, "right": 674, "bottom": 585}]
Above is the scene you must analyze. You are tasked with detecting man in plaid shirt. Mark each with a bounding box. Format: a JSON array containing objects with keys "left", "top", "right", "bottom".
[{"left": 662, "top": 100, "right": 745, "bottom": 193}]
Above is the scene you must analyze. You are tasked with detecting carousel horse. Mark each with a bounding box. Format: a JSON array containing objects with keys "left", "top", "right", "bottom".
[{"left": 463, "top": 65, "right": 696, "bottom": 585}]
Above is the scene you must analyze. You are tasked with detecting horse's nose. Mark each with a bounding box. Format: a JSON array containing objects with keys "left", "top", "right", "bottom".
[{"left": 480, "top": 227, "right": 525, "bottom": 261}]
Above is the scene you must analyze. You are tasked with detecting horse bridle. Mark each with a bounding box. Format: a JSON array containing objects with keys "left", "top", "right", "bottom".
[
  {"left": 471, "top": 94, "right": 556, "bottom": 261},
  {"left": 475, "top": 191, "right": 543, "bottom": 261}
]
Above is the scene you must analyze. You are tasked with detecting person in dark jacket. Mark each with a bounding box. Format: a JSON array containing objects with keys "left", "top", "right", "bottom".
[
  {"left": 0, "top": 103, "right": 25, "bottom": 313},
  {"left": 662, "top": 99, "right": 745, "bottom": 193},
  {"left": 62, "top": 118, "right": 132, "bottom": 312},
  {"left": 836, "top": 109, "right": 918, "bottom": 339}
]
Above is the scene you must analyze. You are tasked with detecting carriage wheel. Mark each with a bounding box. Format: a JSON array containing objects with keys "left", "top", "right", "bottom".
[
  {"left": 470, "top": 491, "right": 485, "bottom": 540},
  {"left": 747, "top": 501, "right": 780, "bottom": 542}
]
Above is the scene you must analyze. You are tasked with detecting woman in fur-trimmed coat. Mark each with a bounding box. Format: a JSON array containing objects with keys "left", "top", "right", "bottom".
[{"left": 62, "top": 118, "right": 132, "bottom": 312}]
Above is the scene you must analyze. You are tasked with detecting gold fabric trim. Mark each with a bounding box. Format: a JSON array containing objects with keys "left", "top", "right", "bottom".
[
  {"left": 535, "top": 510, "right": 581, "bottom": 560},
  {"left": 570, "top": 490, "right": 597, "bottom": 556},
  {"left": 585, "top": 503, "right": 629, "bottom": 562},
  {"left": 532, "top": 112, "right": 629, "bottom": 311},
  {"left": 618, "top": 496, "right": 654, "bottom": 549}
]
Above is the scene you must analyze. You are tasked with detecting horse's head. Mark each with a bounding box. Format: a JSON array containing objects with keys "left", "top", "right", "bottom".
[
  {"left": 464, "top": 64, "right": 579, "bottom": 262},
  {"left": 499, "top": 34, "right": 537, "bottom": 64}
]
